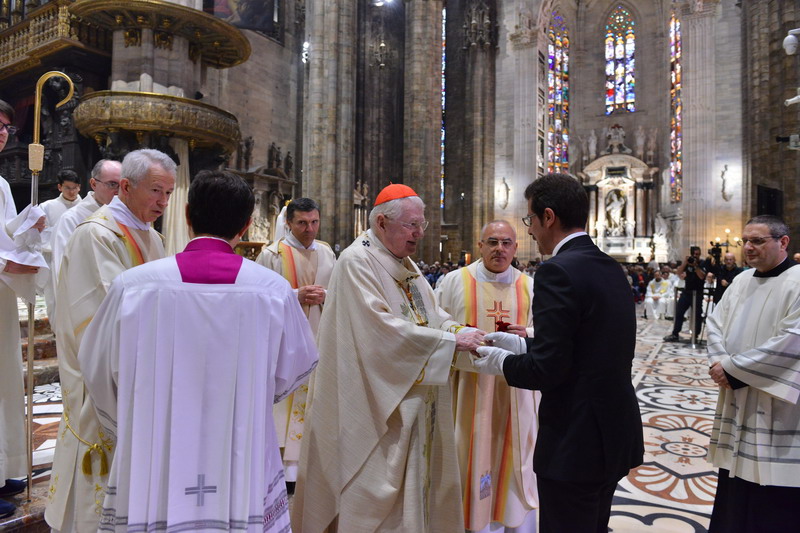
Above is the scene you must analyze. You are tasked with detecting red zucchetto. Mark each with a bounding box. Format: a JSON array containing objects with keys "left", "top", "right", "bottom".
[{"left": 374, "top": 183, "right": 419, "bottom": 206}]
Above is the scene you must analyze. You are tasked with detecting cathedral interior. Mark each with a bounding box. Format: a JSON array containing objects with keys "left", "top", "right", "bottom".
[
  {"left": 2, "top": 1, "right": 800, "bottom": 531},
  {"left": 1, "top": 0, "right": 798, "bottom": 264}
]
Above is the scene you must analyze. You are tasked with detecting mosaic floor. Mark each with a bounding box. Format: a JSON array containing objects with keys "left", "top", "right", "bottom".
[
  {"left": 10, "top": 308, "right": 718, "bottom": 532},
  {"left": 609, "top": 314, "right": 716, "bottom": 533}
]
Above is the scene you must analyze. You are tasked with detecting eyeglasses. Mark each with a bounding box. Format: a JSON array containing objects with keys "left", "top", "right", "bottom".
[
  {"left": 483, "top": 238, "right": 515, "bottom": 248},
  {"left": 521, "top": 215, "right": 533, "bottom": 227},
  {"left": 94, "top": 179, "right": 120, "bottom": 190},
  {"left": 741, "top": 236, "right": 780, "bottom": 246},
  {"left": 386, "top": 217, "right": 428, "bottom": 231},
  {"left": 0, "top": 122, "right": 17, "bottom": 135}
]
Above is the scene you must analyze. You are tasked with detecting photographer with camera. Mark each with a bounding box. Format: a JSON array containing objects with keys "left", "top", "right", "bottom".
[{"left": 664, "top": 246, "right": 707, "bottom": 342}]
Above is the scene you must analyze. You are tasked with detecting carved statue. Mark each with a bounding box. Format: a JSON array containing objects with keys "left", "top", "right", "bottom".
[
  {"left": 284, "top": 151, "right": 294, "bottom": 177},
  {"left": 605, "top": 189, "right": 626, "bottom": 236},
  {"left": 588, "top": 129, "right": 597, "bottom": 160},
  {"left": 646, "top": 128, "right": 657, "bottom": 164},
  {"left": 578, "top": 135, "right": 589, "bottom": 163},
  {"left": 654, "top": 213, "right": 668, "bottom": 239},
  {"left": 275, "top": 145, "right": 283, "bottom": 169},
  {"left": 625, "top": 218, "right": 636, "bottom": 238},
  {"left": 268, "top": 142, "right": 278, "bottom": 169},
  {"left": 634, "top": 125, "right": 646, "bottom": 159},
  {"left": 604, "top": 124, "right": 631, "bottom": 154}
]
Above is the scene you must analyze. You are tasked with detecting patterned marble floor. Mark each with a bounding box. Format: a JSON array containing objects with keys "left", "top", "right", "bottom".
[
  {"left": 12, "top": 309, "right": 718, "bottom": 532},
  {"left": 609, "top": 314, "right": 717, "bottom": 533}
]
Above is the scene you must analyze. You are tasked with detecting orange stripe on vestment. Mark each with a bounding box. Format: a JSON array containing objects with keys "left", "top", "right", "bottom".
[
  {"left": 515, "top": 274, "right": 531, "bottom": 325},
  {"left": 278, "top": 242, "right": 299, "bottom": 288},
  {"left": 460, "top": 267, "right": 478, "bottom": 326},
  {"left": 117, "top": 223, "right": 145, "bottom": 267},
  {"left": 492, "top": 408, "right": 514, "bottom": 521}
]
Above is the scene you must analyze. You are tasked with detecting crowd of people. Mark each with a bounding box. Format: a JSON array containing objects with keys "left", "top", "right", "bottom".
[{"left": 2, "top": 92, "right": 800, "bottom": 532}]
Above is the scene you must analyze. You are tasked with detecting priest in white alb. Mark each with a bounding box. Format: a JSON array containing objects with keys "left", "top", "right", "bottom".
[
  {"left": 50, "top": 159, "right": 122, "bottom": 283},
  {"left": 292, "top": 184, "right": 486, "bottom": 532},
  {"left": 706, "top": 215, "right": 800, "bottom": 532},
  {"left": 256, "top": 197, "right": 335, "bottom": 484},
  {"left": 0, "top": 98, "right": 47, "bottom": 518},
  {"left": 45, "top": 149, "right": 176, "bottom": 533},
  {"left": 436, "top": 220, "right": 538, "bottom": 533},
  {"left": 79, "top": 169, "right": 318, "bottom": 532}
]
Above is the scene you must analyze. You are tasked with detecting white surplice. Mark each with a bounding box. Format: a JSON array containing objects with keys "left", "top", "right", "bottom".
[
  {"left": 39, "top": 193, "right": 80, "bottom": 324},
  {"left": 78, "top": 247, "right": 318, "bottom": 532}
]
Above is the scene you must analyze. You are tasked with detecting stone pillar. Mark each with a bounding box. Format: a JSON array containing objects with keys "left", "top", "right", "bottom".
[
  {"left": 680, "top": 1, "right": 718, "bottom": 252},
  {"left": 403, "top": 0, "right": 444, "bottom": 262},
  {"left": 502, "top": 7, "right": 540, "bottom": 261},
  {"left": 303, "top": 0, "right": 357, "bottom": 251}
]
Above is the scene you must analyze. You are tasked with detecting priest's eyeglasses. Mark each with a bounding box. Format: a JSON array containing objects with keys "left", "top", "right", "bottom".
[
  {"left": 0, "top": 122, "right": 17, "bottom": 135},
  {"left": 387, "top": 217, "right": 429, "bottom": 231},
  {"left": 95, "top": 180, "right": 120, "bottom": 190},
  {"left": 483, "top": 238, "right": 515, "bottom": 248},
  {"left": 521, "top": 215, "right": 534, "bottom": 227},
  {"left": 741, "top": 236, "right": 780, "bottom": 246}
]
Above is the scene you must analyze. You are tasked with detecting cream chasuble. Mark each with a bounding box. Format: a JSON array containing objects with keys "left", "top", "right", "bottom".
[
  {"left": 436, "top": 261, "right": 539, "bottom": 531},
  {"left": 292, "top": 229, "right": 464, "bottom": 533},
  {"left": 256, "top": 237, "right": 335, "bottom": 480},
  {"left": 46, "top": 204, "right": 165, "bottom": 533}
]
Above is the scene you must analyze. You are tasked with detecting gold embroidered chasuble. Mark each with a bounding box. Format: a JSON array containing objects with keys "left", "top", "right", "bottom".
[
  {"left": 45, "top": 205, "right": 165, "bottom": 532},
  {"left": 292, "top": 229, "right": 464, "bottom": 532},
  {"left": 256, "top": 238, "right": 335, "bottom": 478},
  {"left": 436, "top": 261, "right": 539, "bottom": 530}
]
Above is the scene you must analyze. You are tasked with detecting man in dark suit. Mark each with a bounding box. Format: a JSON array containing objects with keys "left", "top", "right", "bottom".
[{"left": 474, "top": 173, "right": 644, "bottom": 532}]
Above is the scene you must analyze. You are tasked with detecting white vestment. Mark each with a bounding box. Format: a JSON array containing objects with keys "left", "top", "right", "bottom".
[
  {"left": 292, "top": 229, "right": 464, "bottom": 532},
  {"left": 51, "top": 191, "right": 101, "bottom": 284},
  {"left": 644, "top": 279, "right": 671, "bottom": 319},
  {"left": 256, "top": 235, "right": 335, "bottom": 481},
  {"left": 39, "top": 193, "right": 80, "bottom": 325},
  {"left": 0, "top": 176, "right": 28, "bottom": 483},
  {"left": 78, "top": 240, "right": 318, "bottom": 532},
  {"left": 46, "top": 203, "right": 165, "bottom": 532},
  {"left": 707, "top": 263, "right": 800, "bottom": 487},
  {"left": 436, "top": 261, "right": 538, "bottom": 533}
]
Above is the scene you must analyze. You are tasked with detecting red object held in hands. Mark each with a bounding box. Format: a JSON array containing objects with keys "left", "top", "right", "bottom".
[{"left": 495, "top": 320, "right": 510, "bottom": 332}]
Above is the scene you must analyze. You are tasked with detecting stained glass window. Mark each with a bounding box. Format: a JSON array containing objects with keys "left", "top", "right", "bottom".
[
  {"left": 441, "top": 7, "right": 446, "bottom": 209},
  {"left": 605, "top": 6, "right": 635, "bottom": 114},
  {"left": 669, "top": 12, "right": 682, "bottom": 202},
  {"left": 547, "top": 11, "right": 569, "bottom": 173}
]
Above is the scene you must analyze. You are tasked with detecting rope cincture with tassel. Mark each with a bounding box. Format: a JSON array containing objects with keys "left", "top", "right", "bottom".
[{"left": 81, "top": 443, "right": 109, "bottom": 477}]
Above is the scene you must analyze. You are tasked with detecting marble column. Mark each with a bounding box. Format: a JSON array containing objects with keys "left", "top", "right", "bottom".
[
  {"left": 303, "top": 0, "right": 357, "bottom": 252},
  {"left": 503, "top": 8, "right": 541, "bottom": 260},
  {"left": 679, "top": 1, "right": 718, "bottom": 252},
  {"left": 403, "top": 0, "right": 444, "bottom": 262}
]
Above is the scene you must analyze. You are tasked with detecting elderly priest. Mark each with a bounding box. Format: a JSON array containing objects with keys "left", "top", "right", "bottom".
[
  {"left": 292, "top": 183, "right": 485, "bottom": 532},
  {"left": 78, "top": 170, "right": 318, "bottom": 532}
]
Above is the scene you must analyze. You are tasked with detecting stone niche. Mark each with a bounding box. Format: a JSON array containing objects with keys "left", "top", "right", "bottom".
[{"left": 579, "top": 153, "right": 664, "bottom": 262}]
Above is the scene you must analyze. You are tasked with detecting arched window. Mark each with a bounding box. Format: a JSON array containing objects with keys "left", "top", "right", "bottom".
[
  {"left": 547, "top": 11, "right": 569, "bottom": 173},
  {"left": 669, "top": 12, "right": 682, "bottom": 202},
  {"left": 605, "top": 5, "right": 635, "bottom": 114}
]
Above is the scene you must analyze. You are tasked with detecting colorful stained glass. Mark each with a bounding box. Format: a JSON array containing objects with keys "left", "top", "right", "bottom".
[
  {"left": 605, "top": 6, "right": 635, "bottom": 114},
  {"left": 547, "top": 11, "right": 569, "bottom": 173},
  {"left": 441, "top": 8, "right": 446, "bottom": 208},
  {"left": 669, "top": 13, "right": 682, "bottom": 202}
]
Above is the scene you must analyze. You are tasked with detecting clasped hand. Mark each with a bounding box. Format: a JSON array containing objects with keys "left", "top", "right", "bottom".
[{"left": 298, "top": 285, "right": 326, "bottom": 306}]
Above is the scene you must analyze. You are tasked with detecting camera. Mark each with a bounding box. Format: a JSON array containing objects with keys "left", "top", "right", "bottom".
[
  {"left": 708, "top": 242, "right": 722, "bottom": 263},
  {"left": 687, "top": 256, "right": 695, "bottom": 265}
]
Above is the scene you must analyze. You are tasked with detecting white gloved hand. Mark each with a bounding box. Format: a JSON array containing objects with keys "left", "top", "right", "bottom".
[
  {"left": 485, "top": 331, "right": 526, "bottom": 354},
  {"left": 473, "top": 346, "right": 512, "bottom": 376}
]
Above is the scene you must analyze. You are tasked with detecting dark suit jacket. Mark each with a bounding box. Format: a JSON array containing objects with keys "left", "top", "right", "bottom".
[{"left": 503, "top": 234, "right": 644, "bottom": 484}]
